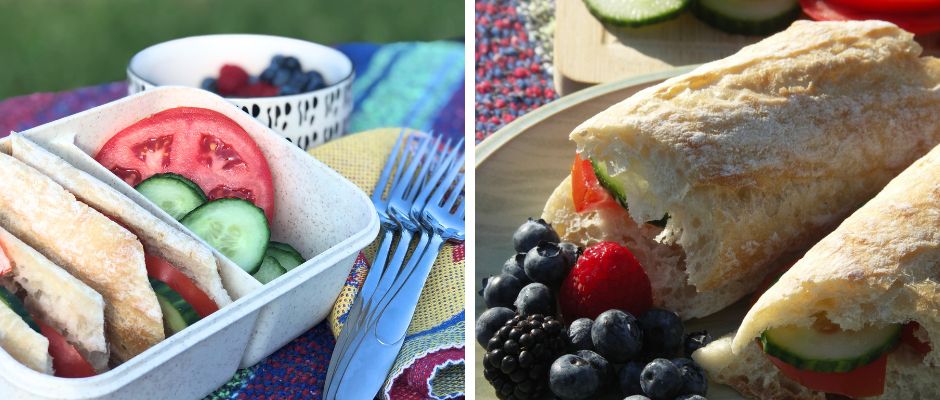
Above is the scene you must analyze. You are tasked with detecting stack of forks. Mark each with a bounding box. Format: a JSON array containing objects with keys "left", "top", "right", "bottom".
[{"left": 324, "top": 130, "right": 466, "bottom": 399}]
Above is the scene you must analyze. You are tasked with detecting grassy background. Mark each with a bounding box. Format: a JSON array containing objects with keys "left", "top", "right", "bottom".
[{"left": 0, "top": 0, "right": 464, "bottom": 99}]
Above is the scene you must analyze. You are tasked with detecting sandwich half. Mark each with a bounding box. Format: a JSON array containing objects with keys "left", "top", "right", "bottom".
[
  {"left": 694, "top": 142, "right": 940, "bottom": 399},
  {"left": 0, "top": 152, "right": 163, "bottom": 362},
  {"left": 0, "top": 225, "right": 107, "bottom": 375},
  {"left": 543, "top": 20, "right": 940, "bottom": 319}
]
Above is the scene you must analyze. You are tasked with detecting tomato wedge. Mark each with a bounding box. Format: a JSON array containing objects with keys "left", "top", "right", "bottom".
[
  {"left": 95, "top": 107, "right": 275, "bottom": 222},
  {"left": 826, "top": 0, "right": 940, "bottom": 13},
  {"left": 802, "top": 0, "right": 940, "bottom": 34},
  {"left": 571, "top": 154, "right": 621, "bottom": 213},
  {"left": 901, "top": 321, "right": 932, "bottom": 354},
  {"left": 37, "top": 320, "right": 95, "bottom": 378},
  {"left": 765, "top": 344, "right": 889, "bottom": 397},
  {"left": 145, "top": 254, "right": 219, "bottom": 318}
]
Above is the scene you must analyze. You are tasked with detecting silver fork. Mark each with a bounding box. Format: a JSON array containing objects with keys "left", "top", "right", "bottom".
[
  {"left": 324, "top": 132, "right": 445, "bottom": 398},
  {"left": 331, "top": 145, "right": 465, "bottom": 399},
  {"left": 324, "top": 129, "right": 418, "bottom": 388}
]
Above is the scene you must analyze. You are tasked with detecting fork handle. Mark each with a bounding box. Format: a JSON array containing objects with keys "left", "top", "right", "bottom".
[{"left": 374, "top": 234, "right": 446, "bottom": 344}]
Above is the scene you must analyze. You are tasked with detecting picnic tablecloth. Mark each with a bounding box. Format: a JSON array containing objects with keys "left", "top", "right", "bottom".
[
  {"left": 475, "top": 0, "right": 557, "bottom": 142},
  {"left": 0, "top": 40, "right": 465, "bottom": 400}
]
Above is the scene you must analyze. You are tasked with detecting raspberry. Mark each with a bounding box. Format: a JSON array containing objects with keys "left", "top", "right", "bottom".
[
  {"left": 216, "top": 64, "right": 249, "bottom": 95},
  {"left": 234, "top": 82, "right": 279, "bottom": 98},
  {"left": 559, "top": 242, "right": 652, "bottom": 321}
]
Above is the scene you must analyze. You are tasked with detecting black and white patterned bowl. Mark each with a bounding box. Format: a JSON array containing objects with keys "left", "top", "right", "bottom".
[{"left": 127, "top": 34, "right": 353, "bottom": 149}]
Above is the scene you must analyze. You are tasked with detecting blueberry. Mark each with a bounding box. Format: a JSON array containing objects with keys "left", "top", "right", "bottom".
[
  {"left": 475, "top": 307, "right": 515, "bottom": 347},
  {"left": 304, "top": 70, "right": 325, "bottom": 92},
  {"left": 640, "top": 359, "right": 682, "bottom": 400},
  {"left": 549, "top": 354, "right": 601, "bottom": 400},
  {"left": 592, "top": 310, "right": 643, "bottom": 363},
  {"left": 271, "top": 55, "right": 286, "bottom": 67},
  {"left": 558, "top": 242, "right": 582, "bottom": 266},
  {"left": 279, "top": 85, "right": 301, "bottom": 96},
  {"left": 671, "top": 358, "right": 707, "bottom": 396},
  {"left": 568, "top": 318, "right": 594, "bottom": 351},
  {"left": 200, "top": 78, "right": 217, "bottom": 92},
  {"left": 684, "top": 331, "right": 713, "bottom": 357},
  {"left": 623, "top": 396, "right": 651, "bottom": 400},
  {"left": 675, "top": 395, "right": 706, "bottom": 400},
  {"left": 523, "top": 242, "right": 571, "bottom": 287},
  {"left": 639, "top": 309, "right": 684, "bottom": 358},
  {"left": 575, "top": 350, "right": 612, "bottom": 390},
  {"left": 477, "top": 277, "right": 487, "bottom": 298},
  {"left": 287, "top": 71, "right": 310, "bottom": 90},
  {"left": 501, "top": 253, "right": 530, "bottom": 284},
  {"left": 514, "top": 283, "right": 555, "bottom": 316},
  {"left": 281, "top": 56, "right": 301, "bottom": 71},
  {"left": 617, "top": 361, "right": 645, "bottom": 396},
  {"left": 260, "top": 66, "right": 278, "bottom": 83},
  {"left": 513, "top": 218, "right": 560, "bottom": 253},
  {"left": 272, "top": 69, "right": 292, "bottom": 87},
  {"left": 483, "top": 273, "right": 524, "bottom": 309}
]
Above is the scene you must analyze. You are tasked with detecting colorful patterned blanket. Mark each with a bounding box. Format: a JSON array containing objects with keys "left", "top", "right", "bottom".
[{"left": 0, "top": 40, "right": 465, "bottom": 400}]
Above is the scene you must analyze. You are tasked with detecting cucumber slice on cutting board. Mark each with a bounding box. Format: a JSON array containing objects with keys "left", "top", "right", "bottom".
[
  {"left": 691, "top": 0, "right": 800, "bottom": 35},
  {"left": 265, "top": 245, "right": 304, "bottom": 271},
  {"left": 761, "top": 322, "right": 901, "bottom": 372},
  {"left": 584, "top": 0, "right": 689, "bottom": 27},
  {"left": 181, "top": 199, "right": 270, "bottom": 274},
  {"left": 151, "top": 279, "right": 200, "bottom": 335},
  {"left": 136, "top": 173, "right": 207, "bottom": 220},
  {"left": 0, "top": 286, "right": 39, "bottom": 333},
  {"left": 252, "top": 256, "right": 287, "bottom": 284}
]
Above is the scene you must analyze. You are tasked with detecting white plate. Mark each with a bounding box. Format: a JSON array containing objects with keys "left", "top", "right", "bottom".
[{"left": 475, "top": 68, "right": 746, "bottom": 399}]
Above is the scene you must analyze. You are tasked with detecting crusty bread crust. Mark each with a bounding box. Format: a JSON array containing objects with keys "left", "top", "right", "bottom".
[
  {"left": 734, "top": 143, "right": 940, "bottom": 369},
  {"left": 9, "top": 134, "right": 232, "bottom": 308},
  {"left": 697, "top": 334, "right": 940, "bottom": 400},
  {"left": 0, "top": 152, "right": 163, "bottom": 362},
  {"left": 570, "top": 21, "right": 940, "bottom": 303},
  {"left": 542, "top": 175, "right": 774, "bottom": 319},
  {"left": 0, "top": 226, "right": 109, "bottom": 372},
  {"left": 0, "top": 301, "right": 50, "bottom": 374}
]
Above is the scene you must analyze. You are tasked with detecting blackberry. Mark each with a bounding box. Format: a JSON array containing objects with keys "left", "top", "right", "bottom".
[{"left": 483, "top": 313, "right": 567, "bottom": 399}]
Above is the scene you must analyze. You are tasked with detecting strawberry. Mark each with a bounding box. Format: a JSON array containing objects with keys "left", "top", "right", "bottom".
[
  {"left": 559, "top": 241, "right": 652, "bottom": 320},
  {"left": 216, "top": 64, "right": 250, "bottom": 95}
]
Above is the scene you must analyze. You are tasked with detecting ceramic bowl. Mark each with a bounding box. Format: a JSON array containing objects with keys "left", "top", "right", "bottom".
[{"left": 127, "top": 34, "right": 354, "bottom": 149}]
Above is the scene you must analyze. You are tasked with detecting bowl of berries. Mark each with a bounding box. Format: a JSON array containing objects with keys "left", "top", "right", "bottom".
[{"left": 127, "top": 34, "right": 353, "bottom": 149}]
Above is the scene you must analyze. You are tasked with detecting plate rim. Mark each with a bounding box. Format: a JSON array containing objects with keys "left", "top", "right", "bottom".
[{"left": 475, "top": 65, "right": 697, "bottom": 166}]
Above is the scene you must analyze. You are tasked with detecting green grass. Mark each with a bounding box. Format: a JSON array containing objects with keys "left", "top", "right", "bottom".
[{"left": 0, "top": 0, "right": 464, "bottom": 99}]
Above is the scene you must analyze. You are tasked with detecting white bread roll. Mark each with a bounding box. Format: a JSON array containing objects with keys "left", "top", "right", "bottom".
[
  {"left": 0, "top": 302, "right": 50, "bottom": 374},
  {"left": 547, "top": 20, "right": 940, "bottom": 318}
]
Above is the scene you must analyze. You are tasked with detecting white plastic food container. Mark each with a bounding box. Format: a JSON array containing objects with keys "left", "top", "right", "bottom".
[{"left": 0, "top": 86, "right": 378, "bottom": 399}]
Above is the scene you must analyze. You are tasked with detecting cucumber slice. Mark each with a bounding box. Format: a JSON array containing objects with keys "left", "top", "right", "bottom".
[
  {"left": 136, "top": 173, "right": 207, "bottom": 220},
  {"left": 268, "top": 241, "right": 301, "bottom": 255},
  {"left": 151, "top": 279, "right": 200, "bottom": 335},
  {"left": 181, "top": 199, "right": 270, "bottom": 273},
  {"left": 692, "top": 0, "right": 800, "bottom": 35},
  {"left": 761, "top": 320, "right": 901, "bottom": 372},
  {"left": 252, "top": 256, "right": 286, "bottom": 284},
  {"left": 583, "top": 0, "right": 689, "bottom": 27},
  {"left": 590, "top": 158, "right": 670, "bottom": 226},
  {"left": 0, "top": 286, "right": 39, "bottom": 333},
  {"left": 265, "top": 245, "right": 304, "bottom": 271}
]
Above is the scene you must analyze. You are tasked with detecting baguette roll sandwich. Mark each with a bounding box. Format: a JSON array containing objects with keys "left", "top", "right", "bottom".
[
  {"left": 0, "top": 151, "right": 162, "bottom": 362},
  {"left": 543, "top": 20, "right": 940, "bottom": 319},
  {"left": 0, "top": 226, "right": 107, "bottom": 375},
  {"left": 694, "top": 143, "right": 940, "bottom": 399},
  {"left": 8, "top": 134, "right": 232, "bottom": 308}
]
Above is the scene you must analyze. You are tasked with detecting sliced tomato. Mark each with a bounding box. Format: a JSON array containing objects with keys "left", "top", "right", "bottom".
[
  {"left": 0, "top": 241, "right": 11, "bottom": 277},
  {"left": 571, "top": 154, "right": 620, "bottom": 213},
  {"left": 145, "top": 254, "right": 218, "bottom": 318},
  {"left": 802, "top": 0, "right": 940, "bottom": 34},
  {"left": 37, "top": 320, "right": 95, "bottom": 378},
  {"left": 95, "top": 107, "right": 275, "bottom": 222},
  {"left": 826, "top": 0, "right": 940, "bottom": 13},
  {"left": 901, "top": 321, "right": 932, "bottom": 354},
  {"left": 765, "top": 345, "right": 888, "bottom": 397}
]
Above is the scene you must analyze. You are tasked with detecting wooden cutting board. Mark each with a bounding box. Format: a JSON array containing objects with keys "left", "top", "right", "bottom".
[{"left": 553, "top": 0, "right": 940, "bottom": 95}]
